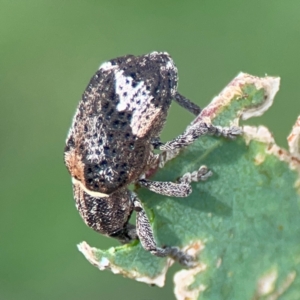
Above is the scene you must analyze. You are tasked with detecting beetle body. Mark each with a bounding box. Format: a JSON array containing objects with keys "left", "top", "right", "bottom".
[
  {"left": 65, "top": 52, "right": 177, "bottom": 195},
  {"left": 64, "top": 51, "right": 241, "bottom": 266},
  {"left": 64, "top": 52, "right": 179, "bottom": 240}
]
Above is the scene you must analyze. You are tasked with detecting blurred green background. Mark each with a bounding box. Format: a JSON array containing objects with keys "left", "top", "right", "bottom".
[{"left": 1, "top": 1, "right": 300, "bottom": 299}]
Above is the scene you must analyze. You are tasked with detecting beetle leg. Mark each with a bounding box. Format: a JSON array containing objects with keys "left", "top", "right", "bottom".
[
  {"left": 160, "top": 122, "right": 242, "bottom": 151},
  {"left": 138, "top": 165, "right": 212, "bottom": 197},
  {"left": 178, "top": 165, "right": 213, "bottom": 184},
  {"left": 174, "top": 92, "right": 202, "bottom": 116},
  {"left": 139, "top": 179, "right": 192, "bottom": 197},
  {"left": 130, "top": 192, "right": 197, "bottom": 267}
]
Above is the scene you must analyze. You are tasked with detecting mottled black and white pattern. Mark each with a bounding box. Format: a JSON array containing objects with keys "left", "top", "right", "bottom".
[{"left": 64, "top": 51, "right": 242, "bottom": 267}]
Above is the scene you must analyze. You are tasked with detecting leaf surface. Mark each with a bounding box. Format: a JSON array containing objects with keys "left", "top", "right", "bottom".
[{"left": 78, "top": 73, "right": 300, "bottom": 299}]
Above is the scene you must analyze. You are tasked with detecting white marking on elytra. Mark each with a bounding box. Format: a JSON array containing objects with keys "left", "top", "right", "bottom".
[
  {"left": 114, "top": 69, "right": 148, "bottom": 111},
  {"left": 114, "top": 69, "right": 158, "bottom": 136}
]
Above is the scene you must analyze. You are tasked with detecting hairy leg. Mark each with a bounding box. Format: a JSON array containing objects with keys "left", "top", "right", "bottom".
[
  {"left": 138, "top": 165, "right": 212, "bottom": 197},
  {"left": 130, "top": 192, "right": 197, "bottom": 267},
  {"left": 160, "top": 121, "right": 242, "bottom": 151}
]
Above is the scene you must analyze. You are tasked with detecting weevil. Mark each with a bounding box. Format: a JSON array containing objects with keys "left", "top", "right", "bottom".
[{"left": 64, "top": 52, "right": 241, "bottom": 266}]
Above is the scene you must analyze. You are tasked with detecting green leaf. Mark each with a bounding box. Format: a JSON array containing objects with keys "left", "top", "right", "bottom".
[{"left": 78, "top": 73, "right": 300, "bottom": 299}]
